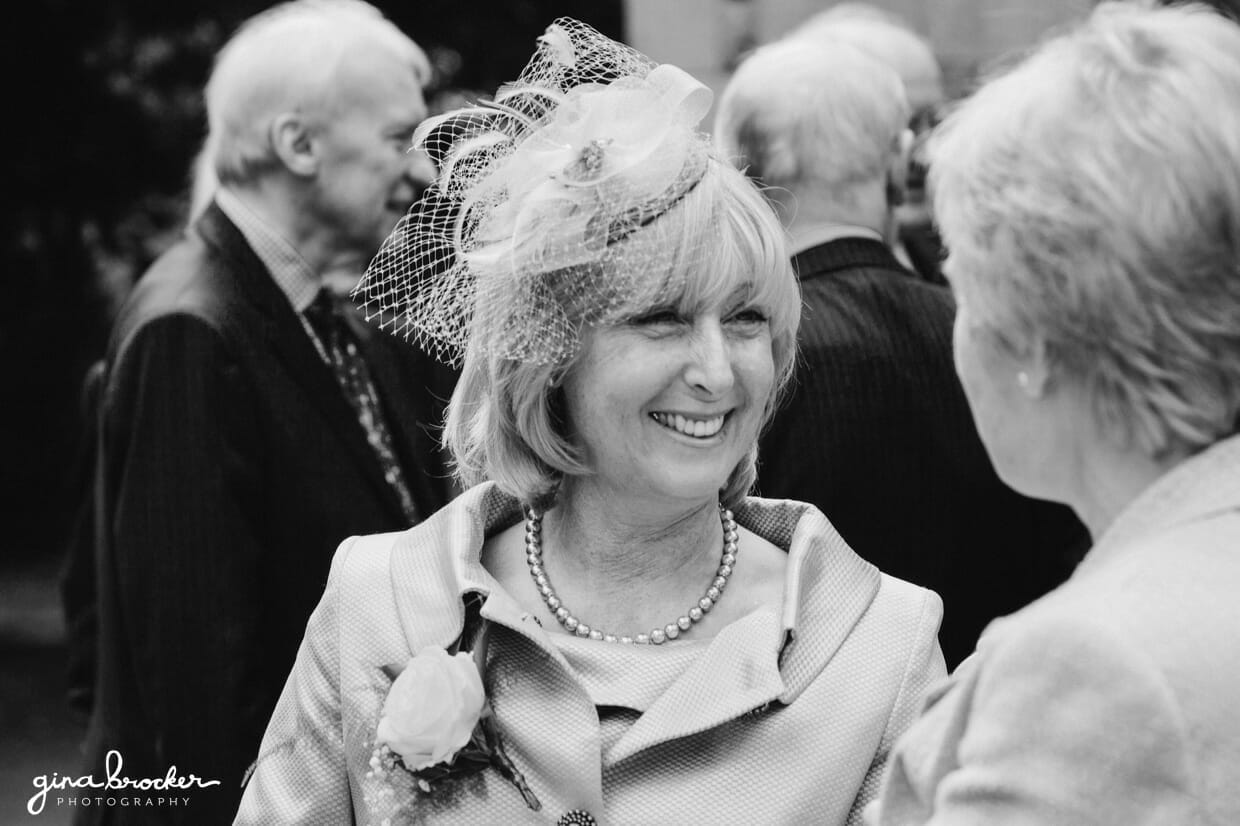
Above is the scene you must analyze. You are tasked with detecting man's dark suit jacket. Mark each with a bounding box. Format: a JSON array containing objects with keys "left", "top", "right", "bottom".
[
  {"left": 78, "top": 203, "right": 456, "bottom": 824},
  {"left": 758, "top": 238, "right": 1086, "bottom": 668}
]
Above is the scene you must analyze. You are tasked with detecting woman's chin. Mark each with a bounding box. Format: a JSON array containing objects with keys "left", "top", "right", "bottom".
[{"left": 636, "top": 468, "right": 737, "bottom": 506}]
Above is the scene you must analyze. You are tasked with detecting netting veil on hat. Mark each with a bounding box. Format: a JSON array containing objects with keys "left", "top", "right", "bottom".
[{"left": 353, "top": 18, "right": 716, "bottom": 366}]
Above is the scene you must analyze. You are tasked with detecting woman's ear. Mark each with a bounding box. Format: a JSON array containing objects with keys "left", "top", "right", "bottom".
[
  {"left": 271, "top": 113, "right": 318, "bottom": 177},
  {"left": 1018, "top": 335, "right": 1054, "bottom": 399}
]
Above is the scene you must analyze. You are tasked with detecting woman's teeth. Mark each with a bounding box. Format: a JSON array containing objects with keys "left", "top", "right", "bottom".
[{"left": 651, "top": 412, "right": 726, "bottom": 438}]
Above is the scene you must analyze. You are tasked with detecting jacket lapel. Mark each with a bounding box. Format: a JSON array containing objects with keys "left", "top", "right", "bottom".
[
  {"left": 195, "top": 204, "right": 408, "bottom": 523},
  {"left": 608, "top": 500, "right": 882, "bottom": 764},
  {"left": 387, "top": 484, "right": 520, "bottom": 651},
  {"left": 606, "top": 607, "right": 787, "bottom": 764}
]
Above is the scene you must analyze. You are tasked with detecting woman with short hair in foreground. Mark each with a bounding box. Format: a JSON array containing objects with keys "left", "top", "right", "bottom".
[
  {"left": 868, "top": 3, "right": 1240, "bottom": 824},
  {"left": 237, "top": 19, "right": 944, "bottom": 825}
]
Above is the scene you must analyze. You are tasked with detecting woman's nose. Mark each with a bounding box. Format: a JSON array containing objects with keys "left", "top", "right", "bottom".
[{"left": 684, "top": 320, "right": 734, "bottom": 396}]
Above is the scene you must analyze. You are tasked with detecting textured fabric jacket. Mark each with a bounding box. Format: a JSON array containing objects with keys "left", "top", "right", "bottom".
[
  {"left": 868, "top": 434, "right": 1240, "bottom": 826},
  {"left": 236, "top": 483, "right": 945, "bottom": 825},
  {"left": 758, "top": 238, "right": 1086, "bottom": 667},
  {"left": 79, "top": 203, "right": 457, "bottom": 825}
]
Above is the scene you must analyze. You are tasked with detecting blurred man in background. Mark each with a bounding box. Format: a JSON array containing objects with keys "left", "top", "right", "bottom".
[
  {"left": 716, "top": 36, "right": 1086, "bottom": 667},
  {"left": 791, "top": 3, "right": 947, "bottom": 284},
  {"left": 77, "top": 1, "right": 455, "bottom": 821}
]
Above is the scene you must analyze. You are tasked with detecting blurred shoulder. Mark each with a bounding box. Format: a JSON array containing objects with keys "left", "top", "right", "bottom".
[
  {"left": 121, "top": 230, "right": 232, "bottom": 322},
  {"left": 1016, "top": 506, "right": 1240, "bottom": 646}
]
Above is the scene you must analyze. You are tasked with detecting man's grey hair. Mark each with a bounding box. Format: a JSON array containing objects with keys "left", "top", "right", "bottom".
[
  {"left": 715, "top": 38, "right": 908, "bottom": 205},
  {"left": 203, "top": 0, "right": 430, "bottom": 187}
]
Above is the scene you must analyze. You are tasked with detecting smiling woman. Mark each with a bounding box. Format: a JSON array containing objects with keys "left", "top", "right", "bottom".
[{"left": 237, "top": 18, "right": 946, "bottom": 826}]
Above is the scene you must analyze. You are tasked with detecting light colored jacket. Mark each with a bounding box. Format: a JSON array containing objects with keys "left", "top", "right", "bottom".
[
  {"left": 237, "top": 483, "right": 944, "bottom": 824},
  {"left": 868, "top": 434, "right": 1240, "bottom": 826}
]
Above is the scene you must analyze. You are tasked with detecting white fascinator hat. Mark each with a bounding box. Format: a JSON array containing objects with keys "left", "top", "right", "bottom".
[{"left": 354, "top": 18, "right": 717, "bottom": 366}]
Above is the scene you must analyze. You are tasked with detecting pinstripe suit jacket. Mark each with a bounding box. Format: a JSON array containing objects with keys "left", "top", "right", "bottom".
[
  {"left": 758, "top": 238, "right": 1086, "bottom": 667},
  {"left": 81, "top": 203, "right": 456, "bottom": 825},
  {"left": 237, "top": 483, "right": 945, "bottom": 824}
]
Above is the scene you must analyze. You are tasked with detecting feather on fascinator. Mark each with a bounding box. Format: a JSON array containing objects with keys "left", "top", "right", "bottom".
[{"left": 354, "top": 18, "right": 716, "bottom": 366}]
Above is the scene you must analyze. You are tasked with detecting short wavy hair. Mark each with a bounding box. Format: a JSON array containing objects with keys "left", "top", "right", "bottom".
[
  {"left": 715, "top": 38, "right": 909, "bottom": 201},
  {"left": 444, "top": 159, "right": 801, "bottom": 508},
  {"left": 204, "top": 0, "right": 429, "bottom": 186},
  {"left": 929, "top": 1, "right": 1240, "bottom": 457},
  {"left": 790, "top": 5, "right": 944, "bottom": 115}
]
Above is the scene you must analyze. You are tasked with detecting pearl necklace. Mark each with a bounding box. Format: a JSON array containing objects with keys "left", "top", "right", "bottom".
[{"left": 523, "top": 504, "right": 738, "bottom": 644}]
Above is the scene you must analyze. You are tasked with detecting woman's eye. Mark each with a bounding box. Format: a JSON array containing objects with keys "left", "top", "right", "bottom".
[
  {"left": 631, "top": 308, "right": 682, "bottom": 326},
  {"left": 727, "top": 308, "right": 768, "bottom": 325}
]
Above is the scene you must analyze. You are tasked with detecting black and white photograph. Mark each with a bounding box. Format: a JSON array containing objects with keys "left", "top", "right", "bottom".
[{"left": 3, "top": 0, "right": 1239, "bottom": 823}]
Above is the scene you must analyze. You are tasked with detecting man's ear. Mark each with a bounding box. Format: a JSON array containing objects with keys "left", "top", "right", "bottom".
[
  {"left": 885, "top": 127, "right": 915, "bottom": 208},
  {"left": 271, "top": 113, "right": 318, "bottom": 177}
]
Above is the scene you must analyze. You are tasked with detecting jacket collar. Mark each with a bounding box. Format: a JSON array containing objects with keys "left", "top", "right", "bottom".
[
  {"left": 791, "top": 236, "right": 908, "bottom": 282},
  {"left": 387, "top": 484, "right": 882, "bottom": 763},
  {"left": 1081, "top": 432, "right": 1240, "bottom": 574},
  {"left": 214, "top": 187, "right": 321, "bottom": 313}
]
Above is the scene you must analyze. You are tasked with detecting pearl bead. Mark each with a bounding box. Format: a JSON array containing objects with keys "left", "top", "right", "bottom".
[{"left": 523, "top": 504, "right": 738, "bottom": 645}]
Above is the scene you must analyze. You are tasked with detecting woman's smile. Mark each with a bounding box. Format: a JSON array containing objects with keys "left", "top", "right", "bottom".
[{"left": 649, "top": 411, "right": 730, "bottom": 440}]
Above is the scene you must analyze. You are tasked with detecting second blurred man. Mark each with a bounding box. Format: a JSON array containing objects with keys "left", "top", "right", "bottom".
[{"left": 716, "top": 35, "right": 1086, "bottom": 667}]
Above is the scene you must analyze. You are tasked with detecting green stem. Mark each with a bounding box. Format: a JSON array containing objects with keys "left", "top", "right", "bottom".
[{"left": 483, "top": 717, "right": 541, "bottom": 811}]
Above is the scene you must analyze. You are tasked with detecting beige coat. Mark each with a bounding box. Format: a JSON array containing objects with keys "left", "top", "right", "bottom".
[
  {"left": 868, "top": 434, "right": 1240, "bottom": 826},
  {"left": 237, "top": 484, "right": 944, "bottom": 824}
]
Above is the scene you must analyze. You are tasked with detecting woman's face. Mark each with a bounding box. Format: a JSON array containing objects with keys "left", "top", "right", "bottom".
[
  {"left": 561, "top": 285, "right": 775, "bottom": 508},
  {"left": 952, "top": 300, "right": 1066, "bottom": 501}
]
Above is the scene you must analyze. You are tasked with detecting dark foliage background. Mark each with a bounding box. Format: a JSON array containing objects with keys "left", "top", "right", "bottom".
[{"left": 0, "top": 1, "right": 623, "bottom": 568}]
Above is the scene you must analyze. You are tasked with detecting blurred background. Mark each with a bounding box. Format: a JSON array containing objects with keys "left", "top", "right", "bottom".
[{"left": 0, "top": 0, "right": 1099, "bottom": 821}]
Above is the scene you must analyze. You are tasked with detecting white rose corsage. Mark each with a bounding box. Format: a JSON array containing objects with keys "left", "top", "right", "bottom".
[{"left": 368, "top": 622, "right": 540, "bottom": 811}]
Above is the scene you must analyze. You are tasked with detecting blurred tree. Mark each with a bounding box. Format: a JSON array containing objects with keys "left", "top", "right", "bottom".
[{"left": 0, "top": 0, "right": 622, "bottom": 566}]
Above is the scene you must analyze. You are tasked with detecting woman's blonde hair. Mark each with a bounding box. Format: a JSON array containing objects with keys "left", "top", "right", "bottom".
[{"left": 929, "top": 1, "right": 1240, "bottom": 457}]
